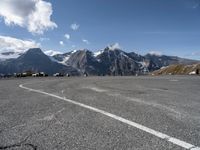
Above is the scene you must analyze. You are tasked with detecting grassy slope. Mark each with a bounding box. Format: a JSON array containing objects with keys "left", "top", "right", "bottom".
[{"left": 153, "top": 64, "right": 200, "bottom": 75}]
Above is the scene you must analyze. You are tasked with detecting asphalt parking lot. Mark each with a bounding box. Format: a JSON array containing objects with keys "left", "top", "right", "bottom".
[{"left": 0, "top": 76, "right": 200, "bottom": 150}]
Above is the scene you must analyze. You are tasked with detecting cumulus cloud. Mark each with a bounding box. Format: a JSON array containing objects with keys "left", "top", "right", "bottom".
[
  {"left": 64, "top": 34, "right": 70, "bottom": 40},
  {"left": 0, "top": 35, "right": 39, "bottom": 53},
  {"left": 70, "top": 23, "right": 80, "bottom": 31},
  {"left": 0, "top": 0, "right": 57, "bottom": 34},
  {"left": 108, "top": 43, "right": 121, "bottom": 50},
  {"left": 82, "top": 39, "right": 90, "bottom": 45},
  {"left": 0, "top": 35, "right": 40, "bottom": 59},
  {"left": 59, "top": 41, "right": 64, "bottom": 46}
]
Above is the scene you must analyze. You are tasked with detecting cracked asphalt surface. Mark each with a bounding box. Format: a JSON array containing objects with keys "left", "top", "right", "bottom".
[{"left": 0, "top": 76, "right": 200, "bottom": 150}]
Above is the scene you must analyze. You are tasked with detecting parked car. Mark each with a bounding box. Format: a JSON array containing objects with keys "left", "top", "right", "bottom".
[
  {"left": 14, "top": 73, "right": 26, "bottom": 77},
  {"left": 66, "top": 74, "right": 70, "bottom": 77},
  {"left": 32, "top": 73, "right": 39, "bottom": 77},
  {"left": 32, "top": 72, "right": 48, "bottom": 77},
  {"left": 39, "top": 72, "right": 48, "bottom": 77},
  {"left": 0, "top": 74, "right": 12, "bottom": 78},
  {"left": 53, "top": 73, "right": 63, "bottom": 77},
  {"left": 84, "top": 73, "right": 88, "bottom": 77}
]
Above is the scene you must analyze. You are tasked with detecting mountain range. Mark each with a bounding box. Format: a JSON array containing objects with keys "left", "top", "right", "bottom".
[
  {"left": 0, "top": 48, "right": 78, "bottom": 75},
  {"left": 0, "top": 46, "right": 199, "bottom": 76}
]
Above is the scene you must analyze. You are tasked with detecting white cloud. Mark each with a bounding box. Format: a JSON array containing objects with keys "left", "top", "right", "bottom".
[
  {"left": 0, "top": 0, "right": 57, "bottom": 34},
  {"left": 108, "top": 43, "right": 121, "bottom": 50},
  {"left": 70, "top": 23, "right": 80, "bottom": 31},
  {"left": 59, "top": 41, "right": 64, "bottom": 46},
  {"left": 64, "top": 34, "right": 70, "bottom": 40},
  {"left": 0, "top": 35, "right": 39, "bottom": 52},
  {"left": 148, "top": 51, "right": 162, "bottom": 56},
  {"left": 82, "top": 39, "right": 90, "bottom": 45},
  {"left": 0, "top": 35, "right": 40, "bottom": 59}
]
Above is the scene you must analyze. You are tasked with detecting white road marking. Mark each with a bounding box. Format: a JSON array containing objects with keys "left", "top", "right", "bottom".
[{"left": 19, "top": 84, "right": 200, "bottom": 150}]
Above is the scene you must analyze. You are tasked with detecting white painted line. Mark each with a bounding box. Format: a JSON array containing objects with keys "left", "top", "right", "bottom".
[{"left": 19, "top": 84, "right": 200, "bottom": 150}]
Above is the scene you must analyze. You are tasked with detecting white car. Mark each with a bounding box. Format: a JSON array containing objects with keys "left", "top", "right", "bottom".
[
  {"left": 32, "top": 73, "right": 39, "bottom": 77},
  {"left": 53, "top": 73, "right": 63, "bottom": 77}
]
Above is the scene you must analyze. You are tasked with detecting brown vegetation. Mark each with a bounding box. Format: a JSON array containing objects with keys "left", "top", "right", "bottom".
[{"left": 152, "top": 64, "right": 200, "bottom": 75}]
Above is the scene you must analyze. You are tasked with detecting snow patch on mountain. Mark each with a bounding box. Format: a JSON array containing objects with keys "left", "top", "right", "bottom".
[
  {"left": 120, "top": 52, "right": 129, "bottom": 58},
  {"left": 71, "top": 50, "right": 78, "bottom": 54},
  {"left": 48, "top": 56, "right": 59, "bottom": 63},
  {"left": 44, "top": 50, "right": 62, "bottom": 56},
  {"left": 108, "top": 43, "right": 121, "bottom": 51},
  {"left": 94, "top": 50, "right": 103, "bottom": 57},
  {"left": 60, "top": 55, "right": 70, "bottom": 65},
  {"left": 148, "top": 51, "right": 162, "bottom": 56}
]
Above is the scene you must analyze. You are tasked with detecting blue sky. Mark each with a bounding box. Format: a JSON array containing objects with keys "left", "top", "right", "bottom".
[{"left": 0, "top": 0, "right": 200, "bottom": 59}]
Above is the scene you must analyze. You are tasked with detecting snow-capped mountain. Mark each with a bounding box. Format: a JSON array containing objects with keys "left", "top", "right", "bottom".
[
  {"left": 144, "top": 53, "right": 198, "bottom": 71},
  {"left": 0, "top": 46, "right": 199, "bottom": 76},
  {"left": 93, "top": 50, "right": 104, "bottom": 57},
  {"left": 0, "top": 48, "right": 62, "bottom": 61},
  {"left": 52, "top": 50, "right": 78, "bottom": 65},
  {"left": 0, "top": 48, "right": 79, "bottom": 75},
  {"left": 50, "top": 46, "right": 199, "bottom": 76},
  {"left": 44, "top": 50, "right": 62, "bottom": 56}
]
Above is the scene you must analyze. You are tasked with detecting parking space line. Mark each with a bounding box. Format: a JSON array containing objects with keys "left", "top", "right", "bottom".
[{"left": 19, "top": 84, "right": 200, "bottom": 150}]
